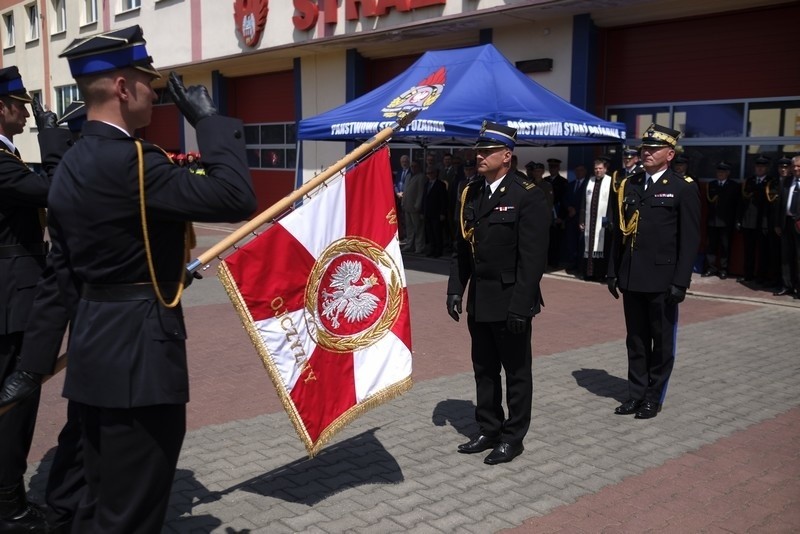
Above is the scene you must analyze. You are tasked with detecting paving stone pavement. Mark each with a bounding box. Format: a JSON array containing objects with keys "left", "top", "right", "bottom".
[
  {"left": 22, "top": 227, "right": 799, "bottom": 532},
  {"left": 28, "top": 302, "right": 797, "bottom": 533}
]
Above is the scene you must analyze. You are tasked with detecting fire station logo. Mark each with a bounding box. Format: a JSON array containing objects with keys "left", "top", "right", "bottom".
[
  {"left": 233, "top": 0, "right": 269, "bottom": 47},
  {"left": 304, "top": 237, "right": 403, "bottom": 353},
  {"left": 381, "top": 66, "right": 446, "bottom": 120}
]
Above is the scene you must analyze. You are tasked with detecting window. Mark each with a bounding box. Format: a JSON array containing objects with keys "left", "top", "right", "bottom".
[
  {"left": 244, "top": 123, "right": 297, "bottom": 170},
  {"left": 2, "top": 13, "right": 14, "bottom": 48},
  {"left": 607, "top": 97, "right": 800, "bottom": 181},
  {"left": 55, "top": 84, "right": 81, "bottom": 117},
  {"left": 121, "top": 0, "right": 141, "bottom": 11},
  {"left": 26, "top": 3, "right": 38, "bottom": 41},
  {"left": 29, "top": 89, "right": 42, "bottom": 108},
  {"left": 52, "top": 0, "right": 66, "bottom": 33},
  {"left": 83, "top": 0, "right": 97, "bottom": 25}
]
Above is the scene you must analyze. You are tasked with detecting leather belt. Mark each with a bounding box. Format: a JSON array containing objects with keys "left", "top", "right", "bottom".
[
  {"left": 81, "top": 282, "right": 180, "bottom": 302},
  {"left": 0, "top": 242, "right": 48, "bottom": 259}
]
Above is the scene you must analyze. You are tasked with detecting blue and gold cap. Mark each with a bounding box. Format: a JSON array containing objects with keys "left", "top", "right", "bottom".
[
  {"left": 0, "top": 66, "right": 33, "bottom": 103},
  {"left": 57, "top": 100, "right": 87, "bottom": 133},
  {"left": 60, "top": 25, "right": 160, "bottom": 79},
  {"left": 640, "top": 123, "right": 681, "bottom": 148},
  {"left": 475, "top": 120, "right": 517, "bottom": 150}
]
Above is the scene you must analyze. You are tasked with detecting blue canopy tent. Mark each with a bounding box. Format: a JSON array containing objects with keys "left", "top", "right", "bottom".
[{"left": 297, "top": 44, "right": 625, "bottom": 147}]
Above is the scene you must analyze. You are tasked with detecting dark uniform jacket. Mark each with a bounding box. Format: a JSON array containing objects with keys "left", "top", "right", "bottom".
[
  {"left": 448, "top": 173, "right": 551, "bottom": 322},
  {"left": 738, "top": 175, "right": 779, "bottom": 230},
  {"left": 608, "top": 169, "right": 701, "bottom": 293},
  {"left": 0, "top": 129, "right": 73, "bottom": 335},
  {"left": 705, "top": 179, "right": 740, "bottom": 228},
  {"left": 45, "top": 117, "right": 256, "bottom": 408}
]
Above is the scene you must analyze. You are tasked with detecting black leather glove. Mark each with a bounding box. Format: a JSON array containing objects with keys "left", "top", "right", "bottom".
[
  {"left": 183, "top": 268, "right": 203, "bottom": 288},
  {"left": 506, "top": 312, "right": 527, "bottom": 335},
  {"left": 32, "top": 98, "right": 58, "bottom": 130},
  {"left": 665, "top": 284, "right": 686, "bottom": 305},
  {"left": 607, "top": 276, "right": 619, "bottom": 299},
  {"left": 0, "top": 370, "right": 43, "bottom": 408},
  {"left": 446, "top": 294, "right": 462, "bottom": 322},
  {"left": 167, "top": 71, "right": 218, "bottom": 128}
]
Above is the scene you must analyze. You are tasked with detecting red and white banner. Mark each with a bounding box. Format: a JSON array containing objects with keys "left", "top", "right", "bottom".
[{"left": 218, "top": 147, "right": 412, "bottom": 456}]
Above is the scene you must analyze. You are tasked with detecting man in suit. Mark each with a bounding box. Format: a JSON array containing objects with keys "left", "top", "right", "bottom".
[
  {"left": 0, "top": 66, "right": 73, "bottom": 531},
  {"left": 1, "top": 26, "right": 256, "bottom": 531},
  {"left": 773, "top": 155, "right": 800, "bottom": 298},
  {"left": 394, "top": 154, "right": 411, "bottom": 241},
  {"left": 545, "top": 158, "right": 568, "bottom": 269},
  {"left": 702, "top": 162, "right": 740, "bottom": 279},
  {"left": 563, "top": 164, "right": 588, "bottom": 274},
  {"left": 737, "top": 155, "right": 778, "bottom": 284},
  {"left": 607, "top": 123, "right": 700, "bottom": 420},
  {"left": 422, "top": 165, "right": 447, "bottom": 257},
  {"left": 401, "top": 159, "right": 425, "bottom": 254},
  {"left": 446, "top": 121, "right": 550, "bottom": 465}
]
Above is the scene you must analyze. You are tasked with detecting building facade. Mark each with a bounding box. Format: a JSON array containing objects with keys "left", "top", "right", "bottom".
[{"left": 2, "top": 0, "right": 797, "bottom": 213}]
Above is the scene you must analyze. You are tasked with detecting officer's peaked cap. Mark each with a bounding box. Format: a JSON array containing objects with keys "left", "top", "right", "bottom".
[
  {"left": 0, "top": 66, "right": 33, "bottom": 103},
  {"left": 639, "top": 123, "right": 681, "bottom": 149},
  {"left": 475, "top": 120, "right": 516, "bottom": 150},
  {"left": 60, "top": 25, "right": 160, "bottom": 79}
]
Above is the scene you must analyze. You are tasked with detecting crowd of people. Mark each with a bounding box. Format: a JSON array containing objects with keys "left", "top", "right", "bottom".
[{"left": 395, "top": 145, "right": 800, "bottom": 300}]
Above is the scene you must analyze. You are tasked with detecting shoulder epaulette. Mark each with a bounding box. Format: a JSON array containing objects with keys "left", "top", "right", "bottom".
[
  {"left": 513, "top": 175, "right": 536, "bottom": 190},
  {"left": 684, "top": 176, "right": 694, "bottom": 183}
]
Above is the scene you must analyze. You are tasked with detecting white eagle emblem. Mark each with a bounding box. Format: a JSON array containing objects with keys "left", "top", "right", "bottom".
[{"left": 320, "top": 260, "right": 380, "bottom": 329}]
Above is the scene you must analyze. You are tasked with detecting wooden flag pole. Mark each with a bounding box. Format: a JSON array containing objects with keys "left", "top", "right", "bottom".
[
  {"left": 186, "top": 110, "right": 419, "bottom": 273},
  {"left": 0, "top": 353, "right": 67, "bottom": 417}
]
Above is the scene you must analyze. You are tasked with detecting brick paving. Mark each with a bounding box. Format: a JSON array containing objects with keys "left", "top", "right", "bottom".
[{"left": 23, "top": 222, "right": 800, "bottom": 532}]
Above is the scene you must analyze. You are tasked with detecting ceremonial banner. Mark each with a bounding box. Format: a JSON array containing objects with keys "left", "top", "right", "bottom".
[{"left": 218, "top": 147, "right": 412, "bottom": 456}]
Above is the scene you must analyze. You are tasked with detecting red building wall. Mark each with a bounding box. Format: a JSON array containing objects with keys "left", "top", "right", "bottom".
[
  {"left": 601, "top": 3, "right": 800, "bottom": 105},
  {"left": 139, "top": 104, "right": 181, "bottom": 152},
  {"left": 228, "top": 71, "right": 296, "bottom": 213}
]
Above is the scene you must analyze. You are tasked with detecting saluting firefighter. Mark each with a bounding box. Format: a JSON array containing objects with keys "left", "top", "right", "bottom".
[
  {"left": 0, "top": 26, "right": 256, "bottom": 531},
  {"left": 607, "top": 123, "right": 701, "bottom": 420},
  {"left": 446, "top": 121, "right": 551, "bottom": 465},
  {"left": 0, "top": 66, "right": 73, "bottom": 531}
]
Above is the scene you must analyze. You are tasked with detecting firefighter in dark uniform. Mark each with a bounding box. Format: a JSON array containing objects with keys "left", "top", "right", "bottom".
[
  {"left": 737, "top": 155, "right": 777, "bottom": 284},
  {"left": 0, "top": 100, "right": 87, "bottom": 532},
  {"left": 702, "top": 161, "right": 740, "bottom": 279},
  {"left": 1, "top": 26, "right": 256, "bottom": 531},
  {"left": 0, "top": 66, "right": 73, "bottom": 531},
  {"left": 446, "top": 121, "right": 551, "bottom": 465},
  {"left": 607, "top": 123, "right": 700, "bottom": 420}
]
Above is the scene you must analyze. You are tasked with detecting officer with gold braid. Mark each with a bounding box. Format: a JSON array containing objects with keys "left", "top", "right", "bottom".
[
  {"left": 446, "top": 121, "right": 551, "bottom": 465},
  {"left": 1, "top": 26, "right": 256, "bottom": 531},
  {"left": 607, "top": 124, "right": 700, "bottom": 420}
]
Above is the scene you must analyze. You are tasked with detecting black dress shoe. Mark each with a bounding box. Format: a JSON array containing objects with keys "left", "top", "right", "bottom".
[
  {"left": 718, "top": 270, "right": 728, "bottom": 280},
  {"left": 484, "top": 442, "right": 524, "bottom": 465},
  {"left": 634, "top": 401, "right": 661, "bottom": 419},
  {"left": 457, "top": 434, "right": 499, "bottom": 454},
  {"left": 614, "top": 399, "right": 642, "bottom": 415},
  {"left": 773, "top": 287, "right": 792, "bottom": 296},
  {"left": 0, "top": 371, "right": 43, "bottom": 408},
  {"left": 0, "top": 502, "right": 49, "bottom": 532},
  {"left": 737, "top": 276, "right": 753, "bottom": 284},
  {"left": 701, "top": 270, "right": 715, "bottom": 277}
]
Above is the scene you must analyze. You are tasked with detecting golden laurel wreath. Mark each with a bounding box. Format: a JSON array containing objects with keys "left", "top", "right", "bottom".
[{"left": 304, "top": 237, "right": 403, "bottom": 353}]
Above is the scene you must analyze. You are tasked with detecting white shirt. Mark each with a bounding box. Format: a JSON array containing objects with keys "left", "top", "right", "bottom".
[
  {"left": 788, "top": 178, "right": 799, "bottom": 216},
  {"left": 485, "top": 174, "right": 506, "bottom": 197},
  {"left": 0, "top": 134, "right": 17, "bottom": 154},
  {"left": 645, "top": 169, "right": 667, "bottom": 188}
]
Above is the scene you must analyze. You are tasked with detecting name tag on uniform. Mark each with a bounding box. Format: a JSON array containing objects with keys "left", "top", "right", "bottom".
[
  {"left": 654, "top": 193, "right": 674, "bottom": 198},
  {"left": 495, "top": 206, "right": 515, "bottom": 212}
]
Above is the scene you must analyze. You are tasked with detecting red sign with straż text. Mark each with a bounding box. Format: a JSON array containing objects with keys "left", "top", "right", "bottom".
[{"left": 292, "top": 0, "right": 447, "bottom": 32}]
